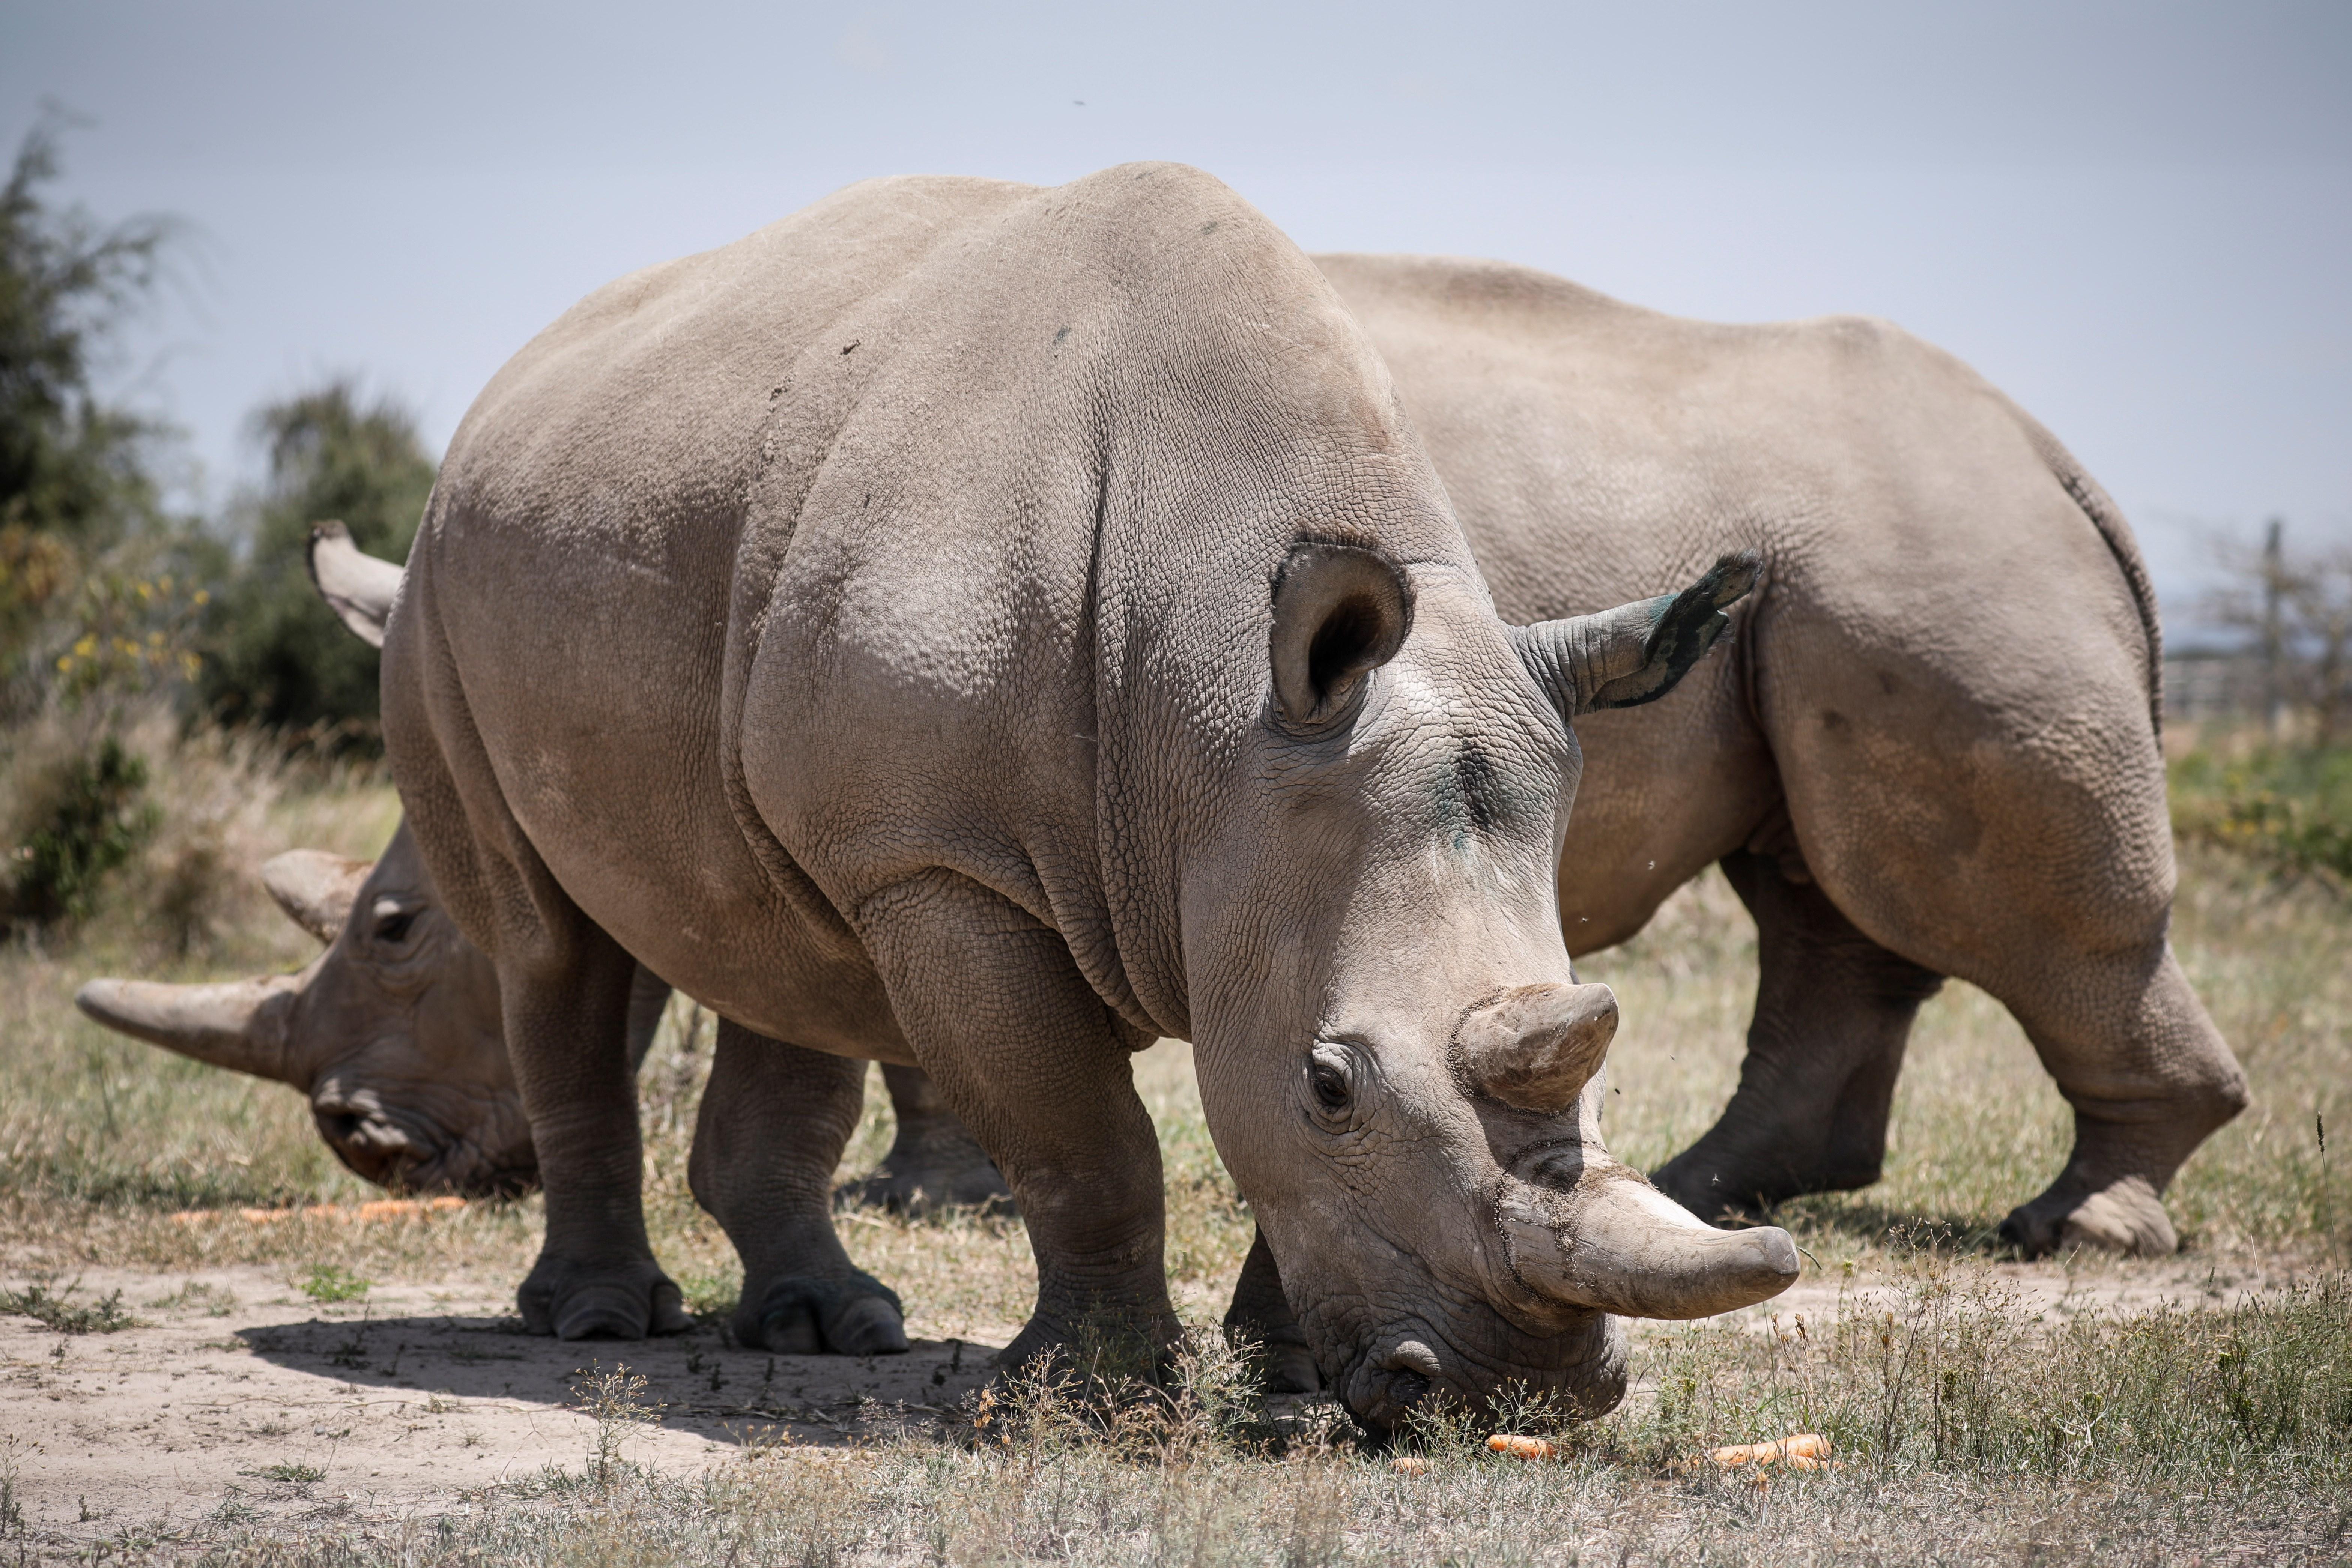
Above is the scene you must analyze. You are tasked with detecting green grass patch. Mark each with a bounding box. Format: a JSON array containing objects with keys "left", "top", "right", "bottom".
[
  {"left": 296, "top": 1263, "right": 369, "bottom": 1303},
  {"left": 0, "top": 1281, "right": 137, "bottom": 1333},
  {"left": 250, "top": 1463, "right": 324, "bottom": 1485}
]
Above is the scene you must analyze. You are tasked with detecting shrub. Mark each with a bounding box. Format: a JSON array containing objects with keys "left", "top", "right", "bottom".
[
  {"left": 198, "top": 382, "right": 435, "bottom": 746},
  {"left": 2, "top": 732, "right": 156, "bottom": 932},
  {"left": 2171, "top": 744, "right": 2352, "bottom": 883}
]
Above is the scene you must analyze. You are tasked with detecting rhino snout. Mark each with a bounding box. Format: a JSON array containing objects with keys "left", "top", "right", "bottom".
[
  {"left": 1341, "top": 1334, "right": 1447, "bottom": 1433},
  {"left": 311, "top": 1096, "right": 426, "bottom": 1182}
]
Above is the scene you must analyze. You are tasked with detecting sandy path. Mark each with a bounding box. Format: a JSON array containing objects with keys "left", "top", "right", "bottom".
[{"left": 1, "top": 1264, "right": 1021, "bottom": 1552}]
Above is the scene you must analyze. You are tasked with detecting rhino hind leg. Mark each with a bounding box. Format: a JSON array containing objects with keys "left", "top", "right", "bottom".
[
  {"left": 1652, "top": 847, "right": 1942, "bottom": 1222},
  {"left": 1992, "top": 948, "right": 2244, "bottom": 1259},
  {"left": 690, "top": 1024, "right": 908, "bottom": 1356},
  {"left": 841, "top": 1063, "right": 1017, "bottom": 1217}
]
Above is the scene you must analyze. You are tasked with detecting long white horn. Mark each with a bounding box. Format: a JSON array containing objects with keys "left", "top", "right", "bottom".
[
  {"left": 1498, "top": 1160, "right": 1798, "bottom": 1320},
  {"left": 74, "top": 975, "right": 304, "bottom": 1084}
]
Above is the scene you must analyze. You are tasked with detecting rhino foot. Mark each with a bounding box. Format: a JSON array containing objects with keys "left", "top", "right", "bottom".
[
  {"left": 842, "top": 1153, "right": 1015, "bottom": 1218},
  {"left": 519, "top": 1256, "right": 691, "bottom": 1340},
  {"left": 737, "top": 1272, "right": 909, "bottom": 1356},
  {"left": 2000, "top": 1175, "right": 2176, "bottom": 1258}
]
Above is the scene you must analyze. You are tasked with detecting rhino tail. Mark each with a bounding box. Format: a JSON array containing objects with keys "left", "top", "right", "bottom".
[{"left": 2000, "top": 400, "right": 2165, "bottom": 745}]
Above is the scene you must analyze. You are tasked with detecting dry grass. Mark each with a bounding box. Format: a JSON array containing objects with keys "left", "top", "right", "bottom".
[
  {"left": 1588, "top": 844, "right": 2352, "bottom": 1267},
  {"left": 161, "top": 1267, "right": 2352, "bottom": 1564},
  {"left": 3, "top": 727, "right": 2348, "bottom": 1561}
]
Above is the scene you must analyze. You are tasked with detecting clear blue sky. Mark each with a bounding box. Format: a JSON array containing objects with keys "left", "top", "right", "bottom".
[{"left": 7, "top": 1, "right": 2348, "bottom": 630}]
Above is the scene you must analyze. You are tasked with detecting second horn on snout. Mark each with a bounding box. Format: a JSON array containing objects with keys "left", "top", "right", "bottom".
[{"left": 1456, "top": 982, "right": 1620, "bottom": 1114}]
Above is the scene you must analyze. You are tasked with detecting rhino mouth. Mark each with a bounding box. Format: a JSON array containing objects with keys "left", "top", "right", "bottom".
[
  {"left": 1328, "top": 1305, "right": 1631, "bottom": 1436},
  {"left": 311, "top": 1101, "right": 538, "bottom": 1198},
  {"left": 1340, "top": 1333, "right": 1450, "bottom": 1434}
]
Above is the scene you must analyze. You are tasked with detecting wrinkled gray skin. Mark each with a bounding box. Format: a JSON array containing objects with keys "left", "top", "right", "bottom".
[{"left": 89, "top": 165, "right": 1793, "bottom": 1430}]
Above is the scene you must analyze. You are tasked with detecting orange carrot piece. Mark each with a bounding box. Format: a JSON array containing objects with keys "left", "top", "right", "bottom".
[
  {"left": 1486, "top": 1433, "right": 1558, "bottom": 1462},
  {"left": 1708, "top": 1433, "right": 1834, "bottom": 1469}
]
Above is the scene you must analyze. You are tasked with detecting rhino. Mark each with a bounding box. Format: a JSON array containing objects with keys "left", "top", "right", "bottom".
[
  {"left": 1322, "top": 253, "right": 2246, "bottom": 1259},
  {"left": 80, "top": 801, "right": 1008, "bottom": 1216},
  {"left": 85, "top": 165, "right": 1794, "bottom": 1427}
]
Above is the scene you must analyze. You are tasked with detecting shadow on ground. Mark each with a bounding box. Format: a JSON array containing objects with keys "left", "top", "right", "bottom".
[
  {"left": 1766, "top": 1195, "right": 2015, "bottom": 1257},
  {"left": 236, "top": 1308, "right": 1000, "bottom": 1449}
]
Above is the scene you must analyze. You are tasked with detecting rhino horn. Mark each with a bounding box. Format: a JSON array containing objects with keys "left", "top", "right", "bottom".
[
  {"left": 1514, "top": 550, "right": 1759, "bottom": 717},
  {"left": 1457, "top": 982, "right": 1618, "bottom": 1114},
  {"left": 260, "top": 849, "right": 373, "bottom": 945},
  {"left": 1499, "top": 1161, "right": 1799, "bottom": 1320},
  {"left": 74, "top": 974, "right": 306, "bottom": 1085},
  {"left": 306, "top": 521, "right": 405, "bottom": 649}
]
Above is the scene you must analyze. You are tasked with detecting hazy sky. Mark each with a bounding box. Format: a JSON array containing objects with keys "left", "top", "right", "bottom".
[{"left": 6, "top": 1, "right": 2348, "bottom": 628}]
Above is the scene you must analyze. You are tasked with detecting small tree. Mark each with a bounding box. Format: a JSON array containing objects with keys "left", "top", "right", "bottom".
[
  {"left": 0, "top": 109, "right": 180, "bottom": 708},
  {"left": 199, "top": 381, "right": 436, "bottom": 741},
  {"left": 2202, "top": 521, "right": 2352, "bottom": 748}
]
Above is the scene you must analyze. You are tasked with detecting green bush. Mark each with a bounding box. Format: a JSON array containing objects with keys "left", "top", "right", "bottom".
[
  {"left": 198, "top": 382, "right": 435, "bottom": 745},
  {"left": 0, "top": 114, "right": 184, "bottom": 716},
  {"left": 3, "top": 732, "right": 156, "bottom": 931},
  {"left": 2171, "top": 744, "right": 2352, "bottom": 882}
]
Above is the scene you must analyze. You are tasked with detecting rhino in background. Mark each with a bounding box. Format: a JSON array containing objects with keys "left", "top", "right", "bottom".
[
  {"left": 88, "top": 165, "right": 1792, "bottom": 1429},
  {"left": 1322, "top": 253, "right": 2245, "bottom": 1259},
  {"left": 80, "top": 816, "right": 1009, "bottom": 1210}
]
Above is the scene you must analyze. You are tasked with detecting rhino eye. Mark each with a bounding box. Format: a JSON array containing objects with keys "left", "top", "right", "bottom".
[
  {"left": 372, "top": 903, "right": 419, "bottom": 945},
  {"left": 1306, "top": 1043, "right": 1355, "bottom": 1118}
]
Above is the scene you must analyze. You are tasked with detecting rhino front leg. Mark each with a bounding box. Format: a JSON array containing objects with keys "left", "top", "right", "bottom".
[
  {"left": 503, "top": 922, "right": 690, "bottom": 1340},
  {"left": 859, "top": 870, "right": 1177, "bottom": 1371},
  {"left": 1653, "top": 847, "right": 1943, "bottom": 1221},
  {"left": 690, "top": 1024, "right": 909, "bottom": 1355},
  {"left": 843, "top": 1064, "right": 1017, "bottom": 1216}
]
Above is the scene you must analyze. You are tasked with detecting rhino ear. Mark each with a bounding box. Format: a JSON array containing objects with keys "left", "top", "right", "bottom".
[
  {"left": 260, "top": 849, "right": 374, "bottom": 945},
  {"left": 306, "top": 521, "right": 405, "bottom": 649},
  {"left": 1270, "top": 542, "right": 1414, "bottom": 728},
  {"left": 1515, "top": 551, "right": 1759, "bottom": 717}
]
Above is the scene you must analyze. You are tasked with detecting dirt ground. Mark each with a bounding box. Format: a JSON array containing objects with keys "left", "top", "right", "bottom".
[
  {"left": 0, "top": 1263, "right": 1026, "bottom": 1548},
  {"left": 0, "top": 1251, "right": 2296, "bottom": 1552}
]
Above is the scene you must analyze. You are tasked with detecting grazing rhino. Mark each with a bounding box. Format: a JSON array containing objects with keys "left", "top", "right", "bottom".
[
  {"left": 86, "top": 164, "right": 1791, "bottom": 1428},
  {"left": 79, "top": 799, "right": 1010, "bottom": 1216},
  {"left": 1320, "top": 254, "right": 2245, "bottom": 1258}
]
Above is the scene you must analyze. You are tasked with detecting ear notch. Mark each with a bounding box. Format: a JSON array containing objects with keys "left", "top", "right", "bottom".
[
  {"left": 306, "top": 521, "right": 406, "bottom": 649},
  {"left": 1516, "top": 550, "right": 1759, "bottom": 718},
  {"left": 1270, "top": 542, "right": 1415, "bottom": 728},
  {"left": 260, "top": 849, "right": 374, "bottom": 945}
]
